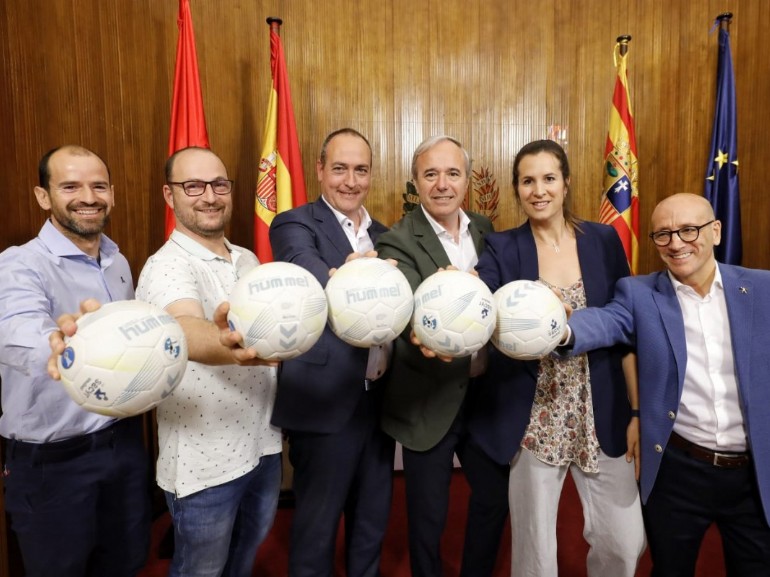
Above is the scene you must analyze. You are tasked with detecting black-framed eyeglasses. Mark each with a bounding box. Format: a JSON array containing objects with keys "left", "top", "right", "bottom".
[
  {"left": 168, "top": 179, "right": 234, "bottom": 196},
  {"left": 648, "top": 220, "right": 715, "bottom": 247}
]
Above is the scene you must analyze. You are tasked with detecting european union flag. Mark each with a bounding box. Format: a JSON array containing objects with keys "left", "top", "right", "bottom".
[{"left": 705, "top": 22, "right": 741, "bottom": 265}]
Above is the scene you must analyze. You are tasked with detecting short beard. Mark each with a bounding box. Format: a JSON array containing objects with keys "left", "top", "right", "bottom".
[{"left": 51, "top": 205, "right": 109, "bottom": 240}]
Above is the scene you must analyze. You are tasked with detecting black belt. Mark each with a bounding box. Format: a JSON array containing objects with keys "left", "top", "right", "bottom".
[
  {"left": 4, "top": 419, "right": 132, "bottom": 465},
  {"left": 668, "top": 431, "right": 751, "bottom": 469}
]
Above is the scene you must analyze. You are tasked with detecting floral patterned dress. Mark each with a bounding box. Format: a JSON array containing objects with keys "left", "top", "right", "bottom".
[{"left": 520, "top": 278, "right": 600, "bottom": 473}]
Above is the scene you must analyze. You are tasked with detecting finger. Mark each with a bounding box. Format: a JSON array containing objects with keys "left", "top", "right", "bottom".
[
  {"left": 48, "top": 330, "right": 67, "bottom": 355},
  {"left": 55, "top": 314, "right": 80, "bottom": 337},
  {"left": 384, "top": 258, "right": 398, "bottom": 268},
  {"left": 418, "top": 344, "right": 438, "bottom": 359},
  {"left": 47, "top": 354, "right": 62, "bottom": 381},
  {"left": 213, "top": 301, "right": 231, "bottom": 330},
  {"left": 79, "top": 298, "right": 101, "bottom": 315}
]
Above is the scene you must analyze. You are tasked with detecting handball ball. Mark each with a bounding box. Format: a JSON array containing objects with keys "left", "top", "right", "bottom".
[
  {"left": 58, "top": 300, "right": 188, "bottom": 417},
  {"left": 227, "top": 261, "right": 327, "bottom": 360},
  {"left": 325, "top": 257, "right": 413, "bottom": 347},
  {"left": 491, "top": 280, "right": 567, "bottom": 360},
  {"left": 412, "top": 270, "right": 496, "bottom": 358}
]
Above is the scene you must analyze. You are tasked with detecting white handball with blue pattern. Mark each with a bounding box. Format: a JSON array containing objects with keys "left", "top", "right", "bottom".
[
  {"left": 227, "top": 261, "right": 328, "bottom": 360},
  {"left": 325, "top": 257, "right": 413, "bottom": 348},
  {"left": 412, "top": 270, "right": 496, "bottom": 358},
  {"left": 58, "top": 300, "right": 188, "bottom": 417},
  {"left": 491, "top": 280, "right": 567, "bottom": 360}
]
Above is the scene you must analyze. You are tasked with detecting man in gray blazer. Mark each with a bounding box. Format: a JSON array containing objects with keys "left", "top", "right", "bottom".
[{"left": 375, "top": 136, "right": 507, "bottom": 577}]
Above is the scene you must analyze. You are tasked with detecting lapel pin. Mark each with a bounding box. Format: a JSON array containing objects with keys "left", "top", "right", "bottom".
[{"left": 739, "top": 287, "right": 748, "bottom": 294}]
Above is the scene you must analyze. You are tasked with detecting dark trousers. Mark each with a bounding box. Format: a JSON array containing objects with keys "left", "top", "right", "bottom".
[
  {"left": 402, "top": 417, "right": 509, "bottom": 577},
  {"left": 644, "top": 443, "right": 770, "bottom": 577},
  {"left": 2, "top": 417, "right": 151, "bottom": 577},
  {"left": 287, "top": 389, "right": 395, "bottom": 577}
]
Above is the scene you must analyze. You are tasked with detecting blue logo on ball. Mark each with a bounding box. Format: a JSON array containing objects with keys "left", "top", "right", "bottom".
[
  {"left": 164, "top": 337, "right": 181, "bottom": 359},
  {"left": 61, "top": 347, "right": 76, "bottom": 369}
]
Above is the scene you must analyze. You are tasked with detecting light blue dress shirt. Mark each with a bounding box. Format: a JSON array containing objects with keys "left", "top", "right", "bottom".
[{"left": 0, "top": 220, "right": 134, "bottom": 442}]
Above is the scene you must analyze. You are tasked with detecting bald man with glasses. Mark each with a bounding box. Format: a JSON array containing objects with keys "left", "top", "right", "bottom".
[{"left": 561, "top": 193, "right": 770, "bottom": 576}]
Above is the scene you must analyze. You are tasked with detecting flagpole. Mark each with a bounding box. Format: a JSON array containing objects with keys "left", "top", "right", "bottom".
[
  {"left": 617, "top": 34, "right": 631, "bottom": 57},
  {"left": 716, "top": 12, "right": 733, "bottom": 28},
  {"left": 267, "top": 16, "right": 282, "bottom": 31}
]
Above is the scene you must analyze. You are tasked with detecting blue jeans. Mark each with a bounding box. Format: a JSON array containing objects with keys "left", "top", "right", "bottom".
[{"left": 165, "top": 452, "right": 282, "bottom": 577}]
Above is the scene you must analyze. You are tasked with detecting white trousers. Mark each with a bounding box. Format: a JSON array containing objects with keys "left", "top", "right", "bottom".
[{"left": 509, "top": 447, "right": 646, "bottom": 577}]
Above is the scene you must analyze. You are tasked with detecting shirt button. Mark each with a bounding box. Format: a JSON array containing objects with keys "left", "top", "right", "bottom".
[
  {"left": 654, "top": 444, "right": 663, "bottom": 453},
  {"left": 668, "top": 411, "right": 676, "bottom": 420}
]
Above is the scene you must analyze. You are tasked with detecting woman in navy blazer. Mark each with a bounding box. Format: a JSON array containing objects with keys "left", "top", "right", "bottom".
[{"left": 467, "top": 140, "right": 645, "bottom": 577}]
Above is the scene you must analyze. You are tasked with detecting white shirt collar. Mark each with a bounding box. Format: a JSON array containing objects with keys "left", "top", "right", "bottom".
[
  {"left": 668, "top": 263, "right": 723, "bottom": 299},
  {"left": 420, "top": 205, "right": 470, "bottom": 239},
  {"left": 321, "top": 196, "right": 372, "bottom": 232},
  {"left": 169, "top": 229, "right": 235, "bottom": 262}
]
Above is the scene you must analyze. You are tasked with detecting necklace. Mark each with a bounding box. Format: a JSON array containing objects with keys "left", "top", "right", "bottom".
[{"left": 534, "top": 223, "right": 567, "bottom": 254}]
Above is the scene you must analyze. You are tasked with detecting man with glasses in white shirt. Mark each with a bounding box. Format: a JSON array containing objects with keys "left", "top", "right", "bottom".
[{"left": 136, "top": 146, "right": 282, "bottom": 577}]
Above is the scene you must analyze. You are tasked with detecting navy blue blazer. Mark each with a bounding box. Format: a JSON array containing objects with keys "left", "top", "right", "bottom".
[
  {"left": 569, "top": 263, "right": 770, "bottom": 523},
  {"left": 268, "top": 199, "right": 388, "bottom": 433},
  {"left": 467, "top": 220, "right": 632, "bottom": 465}
]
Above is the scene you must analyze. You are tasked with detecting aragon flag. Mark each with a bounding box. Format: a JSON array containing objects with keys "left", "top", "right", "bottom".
[
  {"left": 254, "top": 18, "right": 307, "bottom": 262},
  {"left": 705, "top": 15, "right": 741, "bottom": 265},
  {"left": 166, "top": 0, "right": 210, "bottom": 240},
  {"left": 599, "top": 36, "right": 640, "bottom": 275}
]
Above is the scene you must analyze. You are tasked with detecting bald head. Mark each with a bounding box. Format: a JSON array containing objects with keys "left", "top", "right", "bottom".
[{"left": 651, "top": 193, "right": 715, "bottom": 226}]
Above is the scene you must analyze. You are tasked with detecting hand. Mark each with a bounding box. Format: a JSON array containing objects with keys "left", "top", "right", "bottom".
[
  {"left": 410, "top": 329, "right": 453, "bottom": 363},
  {"left": 47, "top": 298, "right": 102, "bottom": 380},
  {"left": 625, "top": 415, "right": 641, "bottom": 480},
  {"left": 214, "top": 302, "right": 279, "bottom": 367}
]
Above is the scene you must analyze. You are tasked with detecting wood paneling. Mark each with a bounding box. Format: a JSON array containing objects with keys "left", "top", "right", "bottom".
[
  {"left": 0, "top": 0, "right": 767, "bottom": 275},
  {"left": 1, "top": 1, "right": 767, "bottom": 573}
]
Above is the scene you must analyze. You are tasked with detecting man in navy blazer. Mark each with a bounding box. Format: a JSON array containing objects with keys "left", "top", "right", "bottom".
[
  {"left": 269, "top": 128, "right": 395, "bottom": 577},
  {"left": 566, "top": 193, "right": 770, "bottom": 576}
]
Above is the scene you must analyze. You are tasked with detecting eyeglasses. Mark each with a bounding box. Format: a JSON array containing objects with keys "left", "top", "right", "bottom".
[
  {"left": 168, "top": 179, "right": 234, "bottom": 196},
  {"left": 648, "top": 220, "right": 715, "bottom": 247}
]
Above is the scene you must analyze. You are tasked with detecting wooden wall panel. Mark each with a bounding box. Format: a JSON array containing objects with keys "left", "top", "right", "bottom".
[{"left": 1, "top": 0, "right": 768, "bottom": 282}]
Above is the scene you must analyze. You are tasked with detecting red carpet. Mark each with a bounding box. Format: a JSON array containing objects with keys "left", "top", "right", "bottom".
[{"left": 139, "top": 471, "right": 725, "bottom": 577}]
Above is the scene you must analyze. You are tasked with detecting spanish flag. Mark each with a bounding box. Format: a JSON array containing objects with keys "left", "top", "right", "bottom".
[
  {"left": 599, "top": 36, "right": 639, "bottom": 275},
  {"left": 254, "top": 18, "right": 307, "bottom": 262},
  {"left": 166, "top": 0, "right": 210, "bottom": 240}
]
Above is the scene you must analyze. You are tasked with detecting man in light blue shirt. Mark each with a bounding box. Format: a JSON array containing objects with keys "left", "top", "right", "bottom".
[{"left": 0, "top": 145, "right": 150, "bottom": 577}]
